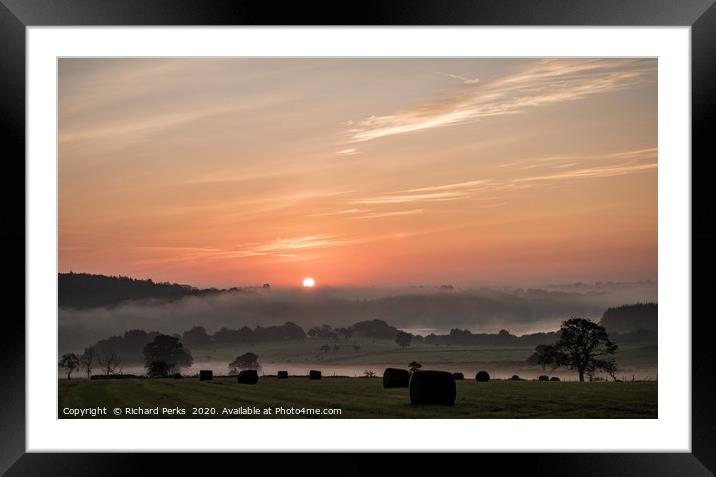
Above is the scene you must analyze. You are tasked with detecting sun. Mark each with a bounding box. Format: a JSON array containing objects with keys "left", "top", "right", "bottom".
[{"left": 302, "top": 277, "right": 316, "bottom": 288}]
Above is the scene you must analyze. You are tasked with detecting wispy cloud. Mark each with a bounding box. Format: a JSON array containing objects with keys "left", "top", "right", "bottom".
[
  {"left": 439, "top": 72, "right": 480, "bottom": 84},
  {"left": 130, "top": 228, "right": 451, "bottom": 267},
  {"left": 239, "top": 235, "right": 346, "bottom": 254},
  {"left": 336, "top": 148, "right": 360, "bottom": 156},
  {"left": 309, "top": 208, "right": 367, "bottom": 217},
  {"left": 345, "top": 59, "right": 655, "bottom": 144},
  {"left": 350, "top": 191, "right": 471, "bottom": 205},
  {"left": 351, "top": 209, "right": 425, "bottom": 219},
  {"left": 132, "top": 235, "right": 348, "bottom": 266},
  {"left": 346, "top": 147, "right": 656, "bottom": 208},
  {"left": 509, "top": 147, "right": 657, "bottom": 183},
  {"left": 60, "top": 106, "right": 235, "bottom": 146},
  {"left": 499, "top": 147, "right": 657, "bottom": 170},
  {"left": 513, "top": 163, "right": 657, "bottom": 183},
  {"left": 402, "top": 179, "right": 491, "bottom": 193},
  {"left": 351, "top": 178, "right": 490, "bottom": 205}
]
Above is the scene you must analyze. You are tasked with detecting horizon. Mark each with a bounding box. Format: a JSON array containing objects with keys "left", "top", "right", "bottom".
[
  {"left": 59, "top": 58, "right": 657, "bottom": 288},
  {"left": 58, "top": 269, "right": 658, "bottom": 292}
]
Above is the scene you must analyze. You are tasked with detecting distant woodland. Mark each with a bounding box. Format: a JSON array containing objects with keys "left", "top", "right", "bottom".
[
  {"left": 59, "top": 272, "right": 233, "bottom": 309},
  {"left": 60, "top": 273, "right": 657, "bottom": 360},
  {"left": 600, "top": 303, "right": 657, "bottom": 332},
  {"left": 86, "top": 312, "right": 656, "bottom": 365},
  {"left": 59, "top": 273, "right": 627, "bottom": 327}
]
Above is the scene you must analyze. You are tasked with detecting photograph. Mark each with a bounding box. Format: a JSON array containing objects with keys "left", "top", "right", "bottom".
[{"left": 57, "top": 57, "right": 658, "bottom": 419}]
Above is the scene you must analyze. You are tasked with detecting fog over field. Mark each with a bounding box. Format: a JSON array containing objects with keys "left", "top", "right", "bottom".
[{"left": 58, "top": 281, "right": 656, "bottom": 353}]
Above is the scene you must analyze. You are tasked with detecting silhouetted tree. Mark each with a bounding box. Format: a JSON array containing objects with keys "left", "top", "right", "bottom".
[
  {"left": 334, "top": 327, "right": 353, "bottom": 341},
  {"left": 91, "top": 329, "right": 160, "bottom": 365},
  {"left": 599, "top": 359, "right": 620, "bottom": 382},
  {"left": 182, "top": 326, "right": 211, "bottom": 347},
  {"left": 146, "top": 360, "right": 171, "bottom": 378},
  {"left": 320, "top": 344, "right": 331, "bottom": 353},
  {"left": 228, "top": 352, "right": 260, "bottom": 374},
  {"left": 408, "top": 361, "right": 422, "bottom": 373},
  {"left": 79, "top": 346, "right": 96, "bottom": 379},
  {"left": 143, "top": 334, "right": 193, "bottom": 375},
  {"left": 97, "top": 351, "right": 121, "bottom": 376},
  {"left": 363, "top": 370, "right": 376, "bottom": 378},
  {"left": 58, "top": 353, "right": 80, "bottom": 380},
  {"left": 395, "top": 331, "right": 412, "bottom": 348},
  {"left": 528, "top": 318, "right": 617, "bottom": 382},
  {"left": 308, "top": 324, "right": 338, "bottom": 340},
  {"left": 348, "top": 319, "right": 398, "bottom": 339}
]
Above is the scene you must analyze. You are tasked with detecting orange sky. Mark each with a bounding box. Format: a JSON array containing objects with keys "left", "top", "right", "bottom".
[{"left": 58, "top": 58, "right": 657, "bottom": 288}]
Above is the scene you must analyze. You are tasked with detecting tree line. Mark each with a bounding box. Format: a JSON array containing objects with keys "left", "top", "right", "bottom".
[
  {"left": 59, "top": 271, "right": 235, "bottom": 309},
  {"left": 59, "top": 317, "right": 623, "bottom": 382}
]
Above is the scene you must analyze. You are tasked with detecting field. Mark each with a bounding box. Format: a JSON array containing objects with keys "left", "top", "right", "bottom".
[
  {"left": 114, "top": 339, "right": 658, "bottom": 381},
  {"left": 59, "top": 377, "right": 657, "bottom": 419}
]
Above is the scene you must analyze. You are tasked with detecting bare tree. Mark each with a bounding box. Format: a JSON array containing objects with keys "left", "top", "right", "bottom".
[
  {"left": 600, "top": 360, "right": 620, "bottom": 382},
  {"left": 79, "top": 346, "right": 96, "bottom": 379},
  {"left": 98, "top": 351, "right": 120, "bottom": 376}
]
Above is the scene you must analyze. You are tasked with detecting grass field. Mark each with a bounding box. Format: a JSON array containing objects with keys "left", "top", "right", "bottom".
[
  {"left": 114, "top": 340, "right": 657, "bottom": 381},
  {"left": 59, "top": 377, "right": 657, "bottom": 419}
]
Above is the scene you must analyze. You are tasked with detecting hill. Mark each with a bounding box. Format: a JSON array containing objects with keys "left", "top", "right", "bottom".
[{"left": 58, "top": 272, "right": 231, "bottom": 309}]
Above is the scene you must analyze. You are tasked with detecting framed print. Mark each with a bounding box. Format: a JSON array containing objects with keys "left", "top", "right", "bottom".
[{"left": 2, "top": 0, "right": 715, "bottom": 474}]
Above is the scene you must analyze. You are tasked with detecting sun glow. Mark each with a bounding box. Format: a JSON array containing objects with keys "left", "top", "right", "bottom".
[{"left": 302, "top": 277, "right": 316, "bottom": 288}]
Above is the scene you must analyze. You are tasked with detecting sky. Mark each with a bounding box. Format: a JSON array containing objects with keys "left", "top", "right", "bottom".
[{"left": 58, "top": 58, "right": 657, "bottom": 288}]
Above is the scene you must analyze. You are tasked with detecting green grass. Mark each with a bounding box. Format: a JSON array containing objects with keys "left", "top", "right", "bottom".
[{"left": 59, "top": 377, "right": 657, "bottom": 419}]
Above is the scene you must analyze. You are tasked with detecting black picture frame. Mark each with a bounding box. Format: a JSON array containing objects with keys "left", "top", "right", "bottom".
[{"left": 2, "top": 0, "right": 714, "bottom": 475}]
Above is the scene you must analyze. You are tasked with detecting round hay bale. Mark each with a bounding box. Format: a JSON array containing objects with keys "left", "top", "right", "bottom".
[
  {"left": 199, "top": 370, "right": 213, "bottom": 381},
  {"left": 237, "top": 369, "right": 259, "bottom": 384},
  {"left": 475, "top": 371, "right": 490, "bottom": 382},
  {"left": 452, "top": 372, "right": 464, "bottom": 380},
  {"left": 383, "top": 368, "right": 410, "bottom": 388},
  {"left": 550, "top": 376, "right": 561, "bottom": 382},
  {"left": 277, "top": 371, "right": 289, "bottom": 379},
  {"left": 409, "top": 370, "right": 456, "bottom": 406},
  {"left": 510, "top": 374, "right": 521, "bottom": 381},
  {"left": 309, "top": 370, "right": 322, "bottom": 380},
  {"left": 538, "top": 375, "right": 549, "bottom": 381}
]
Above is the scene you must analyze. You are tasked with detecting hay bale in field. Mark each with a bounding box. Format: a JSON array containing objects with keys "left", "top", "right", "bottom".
[
  {"left": 550, "top": 376, "right": 560, "bottom": 382},
  {"left": 538, "top": 375, "right": 549, "bottom": 381},
  {"left": 475, "top": 371, "right": 490, "bottom": 382},
  {"left": 199, "top": 370, "right": 213, "bottom": 381},
  {"left": 237, "top": 369, "right": 259, "bottom": 384},
  {"left": 309, "top": 370, "right": 322, "bottom": 380},
  {"left": 452, "top": 372, "right": 464, "bottom": 380},
  {"left": 277, "top": 371, "right": 289, "bottom": 379},
  {"left": 409, "top": 370, "right": 456, "bottom": 406},
  {"left": 510, "top": 374, "right": 521, "bottom": 381},
  {"left": 383, "top": 368, "right": 410, "bottom": 388}
]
